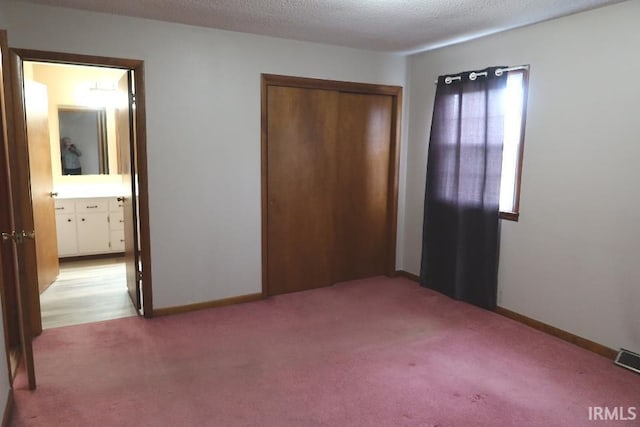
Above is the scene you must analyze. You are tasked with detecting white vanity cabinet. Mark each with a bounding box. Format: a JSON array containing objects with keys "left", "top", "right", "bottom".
[
  {"left": 108, "top": 198, "right": 125, "bottom": 252},
  {"left": 55, "top": 197, "right": 126, "bottom": 257}
]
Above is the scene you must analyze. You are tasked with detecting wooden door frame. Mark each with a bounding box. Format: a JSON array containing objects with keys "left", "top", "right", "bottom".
[
  {"left": 8, "top": 49, "right": 154, "bottom": 321},
  {"left": 260, "top": 74, "right": 403, "bottom": 296}
]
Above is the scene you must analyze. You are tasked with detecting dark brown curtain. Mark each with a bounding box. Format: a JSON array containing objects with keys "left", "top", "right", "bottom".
[{"left": 420, "top": 67, "right": 507, "bottom": 310}]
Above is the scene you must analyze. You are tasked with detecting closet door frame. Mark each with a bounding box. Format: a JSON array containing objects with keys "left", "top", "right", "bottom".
[{"left": 260, "top": 74, "right": 403, "bottom": 296}]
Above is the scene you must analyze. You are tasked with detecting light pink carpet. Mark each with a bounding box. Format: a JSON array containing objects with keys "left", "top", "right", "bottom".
[{"left": 12, "top": 277, "right": 640, "bottom": 426}]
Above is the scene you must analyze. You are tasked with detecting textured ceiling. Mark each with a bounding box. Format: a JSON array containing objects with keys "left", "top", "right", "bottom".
[{"left": 16, "top": 0, "right": 625, "bottom": 53}]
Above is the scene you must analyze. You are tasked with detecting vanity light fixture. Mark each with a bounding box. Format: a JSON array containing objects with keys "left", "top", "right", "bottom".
[{"left": 76, "top": 80, "right": 127, "bottom": 108}]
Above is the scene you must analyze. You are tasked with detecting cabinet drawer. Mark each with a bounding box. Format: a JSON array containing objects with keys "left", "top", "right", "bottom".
[
  {"left": 75, "top": 198, "right": 108, "bottom": 213},
  {"left": 110, "top": 212, "right": 125, "bottom": 231},
  {"left": 54, "top": 199, "right": 75, "bottom": 213},
  {"left": 109, "top": 198, "right": 125, "bottom": 212}
]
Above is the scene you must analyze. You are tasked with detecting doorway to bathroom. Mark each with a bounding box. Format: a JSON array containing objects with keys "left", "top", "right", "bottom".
[
  {"left": 1, "top": 46, "right": 153, "bottom": 389},
  {"left": 21, "top": 60, "right": 137, "bottom": 330}
]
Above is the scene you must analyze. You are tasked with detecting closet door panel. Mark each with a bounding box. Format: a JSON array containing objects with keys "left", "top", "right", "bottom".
[
  {"left": 267, "top": 86, "right": 338, "bottom": 295},
  {"left": 333, "top": 92, "right": 393, "bottom": 282}
]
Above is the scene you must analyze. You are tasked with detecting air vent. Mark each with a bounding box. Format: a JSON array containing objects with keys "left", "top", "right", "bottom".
[{"left": 614, "top": 349, "right": 640, "bottom": 374}]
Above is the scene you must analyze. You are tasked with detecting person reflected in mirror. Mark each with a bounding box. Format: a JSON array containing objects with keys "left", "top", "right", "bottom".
[{"left": 60, "top": 137, "right": 82, "bottom": 175}]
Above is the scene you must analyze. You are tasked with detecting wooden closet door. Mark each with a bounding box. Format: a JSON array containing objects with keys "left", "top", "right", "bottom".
[
  {"left": 266, "top": 86, "right": 338, "bottom": 295},
  {"left": 333, "top": 92, "right": 393, "bottom": 283}
]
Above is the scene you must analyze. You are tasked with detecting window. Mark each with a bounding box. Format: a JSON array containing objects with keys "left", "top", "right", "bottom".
[{"left": 499, "top": 68, "right": 529, "bottom": 220}]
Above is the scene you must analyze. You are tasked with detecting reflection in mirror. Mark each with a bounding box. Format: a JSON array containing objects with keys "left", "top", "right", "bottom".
[
  {"left": 24, "top": 60, "right": 127, "bottom": 181},
  {"left": 58, "top": 107, "right": 108, "bottom": 175}
]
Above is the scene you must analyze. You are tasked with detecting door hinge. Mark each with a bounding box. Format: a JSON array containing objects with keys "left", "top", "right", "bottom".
[
  {"left": 21, "top": 230, "right": 35, "bottom": 240},
  {"left": 137, "top": 271, "right": 143, "bottom": 281},
  {"left": 1, "top": 230, "right": 35, "bottom": 244},
  {"left": 1, "top": 232, "right": 17, "bottom": 242}
]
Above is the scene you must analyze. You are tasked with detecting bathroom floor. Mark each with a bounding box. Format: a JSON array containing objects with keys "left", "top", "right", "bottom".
[{"left": 40, "top": 257, "right": 138, "bottom": 329}]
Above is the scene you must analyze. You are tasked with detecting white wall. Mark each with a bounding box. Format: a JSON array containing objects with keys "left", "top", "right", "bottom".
[
  {"left": 402, "top": 1, "right": 640, "bottom": 351},
  {"left": 0, "top": 2, "right": 6, "bottom": 27},
  {"left": 3, "top": 1, "right": 407, "bottom": 308}
]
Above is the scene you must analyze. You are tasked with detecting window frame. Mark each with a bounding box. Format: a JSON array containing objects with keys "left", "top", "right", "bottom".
[{"left": 499, "top": 67, "right": 529, "bottom": 222}]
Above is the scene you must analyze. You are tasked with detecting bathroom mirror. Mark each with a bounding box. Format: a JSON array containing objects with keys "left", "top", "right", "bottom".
[{"left": 58, "top": 106, "right": 109, "bottom": 175}]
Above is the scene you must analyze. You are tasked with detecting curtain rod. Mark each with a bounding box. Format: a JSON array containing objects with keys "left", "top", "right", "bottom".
[{"left": 434, "top": 65, "right": 529, "bottom": 84}]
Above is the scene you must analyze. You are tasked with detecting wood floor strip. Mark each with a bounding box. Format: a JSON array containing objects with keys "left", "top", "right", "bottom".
[
  {"left": 394, "top": 270, "right": 420, "bottom": 282},
  {"left": 8, "top": 348, "right": 19, "bottom": 382},
  {"left": 494, "top": 306, "right": 617, "bottom": 359},
  {"left": 154, "top": 293, "right": 264, "bottom": 317},
  {"left": 40, "top": 257, "right": 137, "bottom": 329},
  {"left": 59, "top": 253, "right": 125, "bottom": 263},
  {"left": 394, "top": 270, "right": 616, "bottom": 359}
]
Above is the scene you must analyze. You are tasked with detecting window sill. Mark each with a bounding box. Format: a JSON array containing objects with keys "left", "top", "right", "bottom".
[{"left": 499, "top": 211, "right": 519, "bottom": 222}]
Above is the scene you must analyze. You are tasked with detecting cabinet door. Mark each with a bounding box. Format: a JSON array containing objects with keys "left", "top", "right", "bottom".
[
  {"left": 55, "top": 213, "right": 78, "bottom": 257},
  {"left": 76, "top": 212, "right": 111, "bottom": 254},
  {"left": 110, "top": 230, "right": 125, "bottom": 252},
  {"left": 109, "top": 212, "right": 124, "bottom": 231}
]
